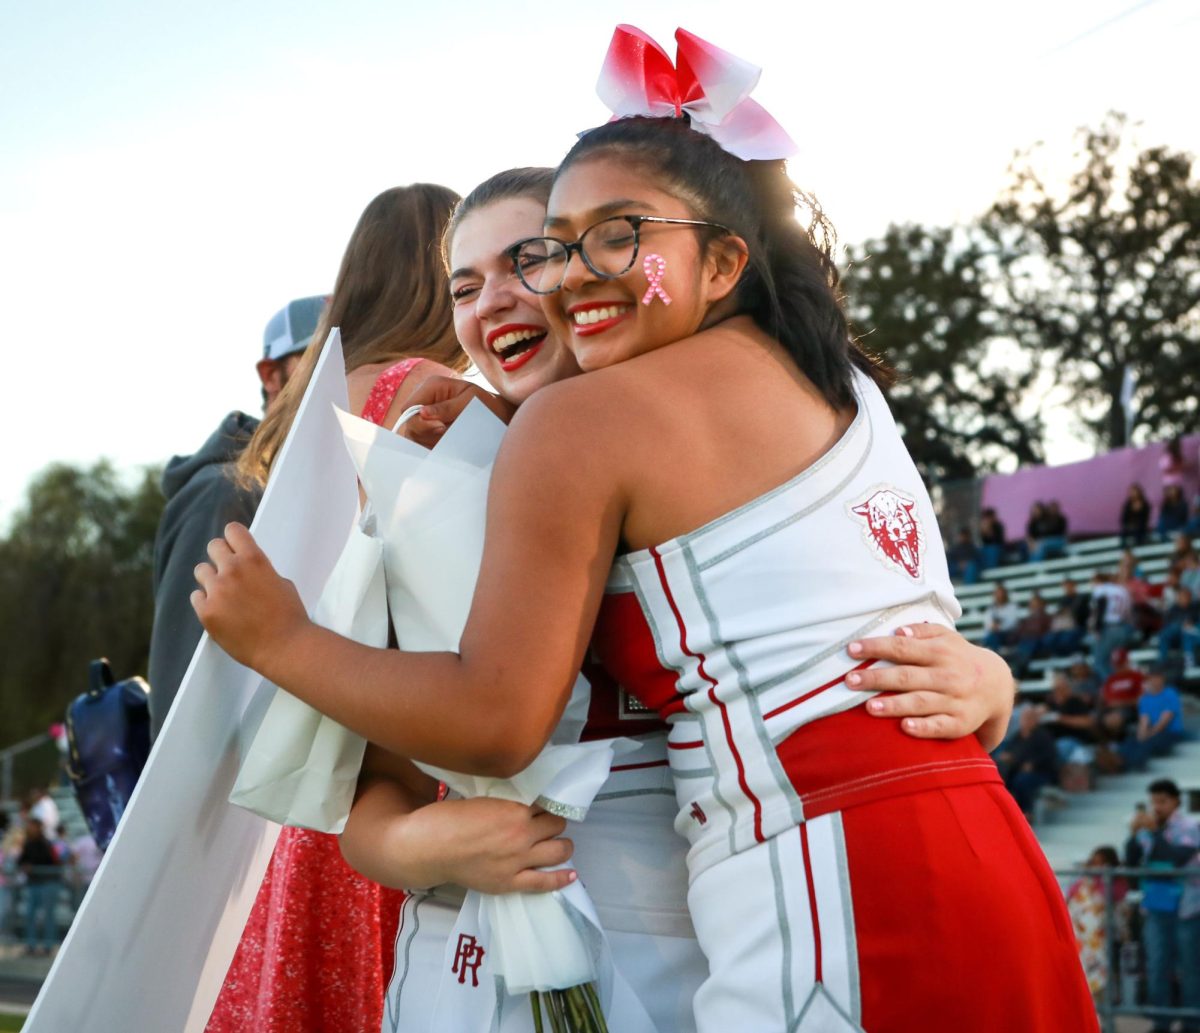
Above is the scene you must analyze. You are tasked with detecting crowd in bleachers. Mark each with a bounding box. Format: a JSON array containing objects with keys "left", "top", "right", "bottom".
[
  {"left": 948, "top": 486, "right": 1200, "bottom": 823},
  {"left": 949, "top": 478, "right": 1200, "bottom": 1022},
  {"left": 0, "top": 788, "right": 100, "bottom": 958}
]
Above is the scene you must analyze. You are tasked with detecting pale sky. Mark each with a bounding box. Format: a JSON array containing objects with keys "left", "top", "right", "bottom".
[{"left": 2, "top": 0, "right": 1197, "bottom": 521}]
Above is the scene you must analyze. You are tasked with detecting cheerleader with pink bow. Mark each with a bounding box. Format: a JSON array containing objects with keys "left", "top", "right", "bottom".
[{"left": 195, "top": 25, "right": 1096, "bottom": 1032}]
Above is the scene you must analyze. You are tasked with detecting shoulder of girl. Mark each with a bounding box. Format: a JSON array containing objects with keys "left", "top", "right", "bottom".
[{"left": 506, "top": 374, "right": 631, "bottom": 450}]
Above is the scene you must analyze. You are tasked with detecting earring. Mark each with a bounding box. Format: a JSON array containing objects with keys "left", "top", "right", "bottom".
[{"left": 641, "top": 254, "right": 672, "bottom": 306}]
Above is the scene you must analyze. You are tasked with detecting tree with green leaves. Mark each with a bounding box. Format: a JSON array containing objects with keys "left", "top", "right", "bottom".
[
  {"left": 843, "top": 224, "right": 1045, "bottom": 484},
  {"left": 983, "top": 112, "right": 1200, "bottom": 450},
  {"left": 0, "top": 461, "right": 163, "bottom": 749}
]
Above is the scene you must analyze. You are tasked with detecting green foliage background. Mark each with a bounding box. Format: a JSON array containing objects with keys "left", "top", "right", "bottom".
[{"left": 0, "top": 462, "right": 164, "bottom": 756}]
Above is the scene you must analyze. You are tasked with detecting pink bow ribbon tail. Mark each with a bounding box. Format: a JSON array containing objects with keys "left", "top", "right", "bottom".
[{"left": 642, "top": 253, "right": 672, "bottom": 306}]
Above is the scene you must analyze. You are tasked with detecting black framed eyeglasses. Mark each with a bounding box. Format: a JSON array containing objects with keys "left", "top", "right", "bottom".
[{"left": 503, "top": 215, "right": 732, "bottom": 296}]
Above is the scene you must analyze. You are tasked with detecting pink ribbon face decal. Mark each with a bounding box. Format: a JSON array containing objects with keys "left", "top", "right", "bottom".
[{"left": 642, "top": 253, "right": 672, "bottom": 306}]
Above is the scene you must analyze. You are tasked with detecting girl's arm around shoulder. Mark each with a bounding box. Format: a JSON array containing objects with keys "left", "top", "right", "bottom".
[{"left": 193, "top": 375, "right": 631, "bottom": 777}]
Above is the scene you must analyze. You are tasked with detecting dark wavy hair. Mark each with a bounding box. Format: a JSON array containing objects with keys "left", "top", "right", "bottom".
[{"left": 557, "top": 117, "right": 889, "bottom": 409}]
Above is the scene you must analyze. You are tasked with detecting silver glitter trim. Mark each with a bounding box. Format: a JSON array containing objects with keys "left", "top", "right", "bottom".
[{"left": 534, "top": 795, "right": 588, "bottom": 821}]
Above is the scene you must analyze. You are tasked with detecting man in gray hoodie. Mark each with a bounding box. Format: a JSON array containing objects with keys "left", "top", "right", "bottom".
[{"left": 146, "top": 296, "right": 325, "bottom": 737}]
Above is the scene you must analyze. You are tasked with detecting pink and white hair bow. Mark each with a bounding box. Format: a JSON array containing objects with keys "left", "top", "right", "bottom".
[{"left": 596, "top": 25, "right": 797, "bottom": 161}]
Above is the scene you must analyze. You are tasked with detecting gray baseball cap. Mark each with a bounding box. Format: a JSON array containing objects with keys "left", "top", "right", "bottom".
[{"left": 262, "top": 295, "right": 327, "bottom": 361}]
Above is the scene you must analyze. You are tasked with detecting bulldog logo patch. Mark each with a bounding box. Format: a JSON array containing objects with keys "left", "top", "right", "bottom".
[{"left": 847, "top": 486, "right": 925, "bottom": 581}]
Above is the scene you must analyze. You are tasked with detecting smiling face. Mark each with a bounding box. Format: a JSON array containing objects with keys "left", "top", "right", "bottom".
[
  {"left": 448, "top": 196, "right": 581, "bottom": 406},
  {"left": 540, "top": 156, "right": 745, "bottom": 372}
]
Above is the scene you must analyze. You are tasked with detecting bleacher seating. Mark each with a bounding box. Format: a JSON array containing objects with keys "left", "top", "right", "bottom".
[
  {"left": 951, "top": 532, "right": 1200, "bottom": 872},
  {"left": 954, "top": 535, "right": 1200, "bottom": 691}
]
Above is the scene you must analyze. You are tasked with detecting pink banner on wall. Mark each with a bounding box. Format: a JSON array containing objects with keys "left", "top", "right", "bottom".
[{"left": 980, "top": 434, "right": 1200, "bottom": 539}]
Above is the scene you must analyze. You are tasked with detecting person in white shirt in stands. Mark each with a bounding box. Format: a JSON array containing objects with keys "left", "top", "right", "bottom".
[
  {"left": 1089, "top": 571, "right": 1134, "bottom": 679},
  {"left": 28, "top": 787, "right": 59, "bottom": 838}
]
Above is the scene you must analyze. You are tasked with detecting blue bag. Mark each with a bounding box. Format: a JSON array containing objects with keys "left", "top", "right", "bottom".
[{"left": 65, "top": 659, "right": 152, "bottom": 850}]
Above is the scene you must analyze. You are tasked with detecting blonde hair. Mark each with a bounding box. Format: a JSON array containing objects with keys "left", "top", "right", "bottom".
[{"left": 239, "top": 183, "right": 468, "bottom": 486}]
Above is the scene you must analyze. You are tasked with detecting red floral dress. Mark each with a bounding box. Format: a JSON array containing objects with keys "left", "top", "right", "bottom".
[{"left": 206, "top": 359, "right": 426, "bottom": 1033}]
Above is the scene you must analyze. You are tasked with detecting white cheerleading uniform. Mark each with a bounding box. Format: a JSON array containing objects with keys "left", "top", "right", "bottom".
[{"left": 591, "top": 371, "right": 1097, "bottom": 1033}]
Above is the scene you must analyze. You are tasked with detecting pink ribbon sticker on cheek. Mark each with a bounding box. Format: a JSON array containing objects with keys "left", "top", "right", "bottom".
[{"left": 642, "top": 253, "right": 672, "bottom": 306}]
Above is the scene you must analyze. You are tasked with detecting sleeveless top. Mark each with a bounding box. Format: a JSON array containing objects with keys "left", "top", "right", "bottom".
[
  {"left": 361, "top": 357, "right": 426, "bottom": 425},
  {"left": 592, "top": 370, "right": 998, "bottom": 879}
]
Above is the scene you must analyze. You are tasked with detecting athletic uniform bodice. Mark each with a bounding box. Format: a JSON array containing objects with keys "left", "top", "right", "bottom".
[{"left": 593, "top": 370, "right": 999, "bottom": 879}]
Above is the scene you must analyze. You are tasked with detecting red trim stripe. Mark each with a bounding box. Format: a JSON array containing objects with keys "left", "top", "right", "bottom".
[
  {"left": 800, "top": 823, "right": 823, "bottom": 983},
  {"left": 667, "top": 739, "right": 704, "bottom": 750},
  {"left": 650, "top": 546, "right": 765, "bottom": 843},
  {"left": 762, "top": 659, "right": 879, "bottom": 721},
  {"left": 609, "top": 759, "right": 669, "bottom": 772}
]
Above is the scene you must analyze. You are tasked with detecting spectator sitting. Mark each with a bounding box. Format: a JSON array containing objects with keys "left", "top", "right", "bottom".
[
  {"left": 994, "top": 703, "right": 1059, "bottom": 818},
  {"left": 1048, "top": 578, "right": 1090, "bottom": 656},
  {"left": 1157, "top": 585, "right": 1200, "bottom": 670},
  {"left": 1022, "top": 500, "right": 1049, "bottom": 563},
  {"left": 1179, "top": 552, "right": 1200, "bottom": 597},
  {"left": 1157, "top": 484, "right": 1191, "bottom": 541},
  {"left": 1090, "top": 572, "right": 1135, "bottom": 678},
  {"left": 1043, "top": 671, "right": 1099, "bottom": 764},
  {"left": 68, "top": 830, "right": 101, "bottom": 908},
  {"left": 1119, "top": 664, "right": 1188, "bottom": 772},
  {"left": 1099, "top": 648, "right": 1144, "bottom": 744},
  {"left": 1169, "top": 531, "right": 1196, "bottom": 570},
  {"left": 946, "top": 527, "right": 981, "bottom": 584},
  {"left": 1009, "top": 592, "right": 1053, "bottom": 676},
  {"left": 1117, "top": 550, "right": 1162, "bottom": 640},
  {"left": 982, "top": 583, "right": 1022, "bottom": 653},
  {"left": 1067, "top": 654, "right": 1102, "bottom": 702},
  {"left": 1158, "top": 568, "right": 1185, "bottom": 612},
  {"left": 1124, "top": 779, "right": 1200, "bottom": 1029},
  {"left": 1028, "top": 499, "right": 1069, "bottom": 562},
  {"left": 978, "top": 507, "right": 1008, "bottom": 570},
  {"left": 1120, "top": 483, "right": 1151, "bottom": 549}
]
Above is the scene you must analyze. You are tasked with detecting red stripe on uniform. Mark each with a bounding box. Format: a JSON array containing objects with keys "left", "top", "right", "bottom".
[
  {"left": 650, "top": 546, "right": 765, "bottom": 843},
  {"left": 761, "top": 659, "right": 880, "bottom": 721},
  {"left": 800, "top": 822, "right": 823, "bottom": 984},
  {"left": 667, "top": 739, "right": 704, "bottom": 750}
]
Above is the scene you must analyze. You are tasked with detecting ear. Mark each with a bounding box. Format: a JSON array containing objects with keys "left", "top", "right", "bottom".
[
  {"left": 852, "top": 502, "right": 870, "bottom": 517},
  {"left": 701, "top": 234, "right": 750, "bottom": 305},
  {"left": 256, "top": 358, "right": 285, "bottom": 400}
]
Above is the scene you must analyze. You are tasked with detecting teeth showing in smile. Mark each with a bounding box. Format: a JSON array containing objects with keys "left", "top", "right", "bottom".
[
  {"left": 491, "top": 328, "right": 544, "bottom": 356},
  {"left": 573, "top": 305, "right": 630, "bottom": 327}
]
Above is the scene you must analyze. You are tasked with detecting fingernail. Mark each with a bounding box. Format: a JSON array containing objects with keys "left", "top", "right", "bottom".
[
  {"left": 848, "top": 641, "right": 863, "bottom": 656},
  {"left": 867, "top": 699, "right": 884, "bottom": 713},
  {"left": 847, "top": 672, "right": 862, "bottom": 686},
  {"left": 567, "top": 871, "right": 577, "bottom": 882},
  {"left": 903, "top": 718, "right": 918, "bottom": 730},
  {"left": 898, "top": 626, "right": 914, "bottom": 637}
]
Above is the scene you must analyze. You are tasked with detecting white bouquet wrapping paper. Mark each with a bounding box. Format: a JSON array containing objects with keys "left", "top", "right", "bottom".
[
  {"left": 23, "top": 330, "right": 359, "bottom": 1033},
  {"left": 338, "top": 402, "right": 655, "bottom": 1029},
  {"left": 227, "top": 511, "right": 387, "bottom": 833}
]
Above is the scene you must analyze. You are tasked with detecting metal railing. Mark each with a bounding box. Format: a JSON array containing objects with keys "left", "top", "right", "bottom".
[
  {"left": 0, "top": 863, "right": 94, "bottom": 949},
  {"left": 0, "top": 733, "right": 51, "bottom": 802},
  {"left": 1057, "top": 865, "right": 1200, "bottom": 1033}
]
